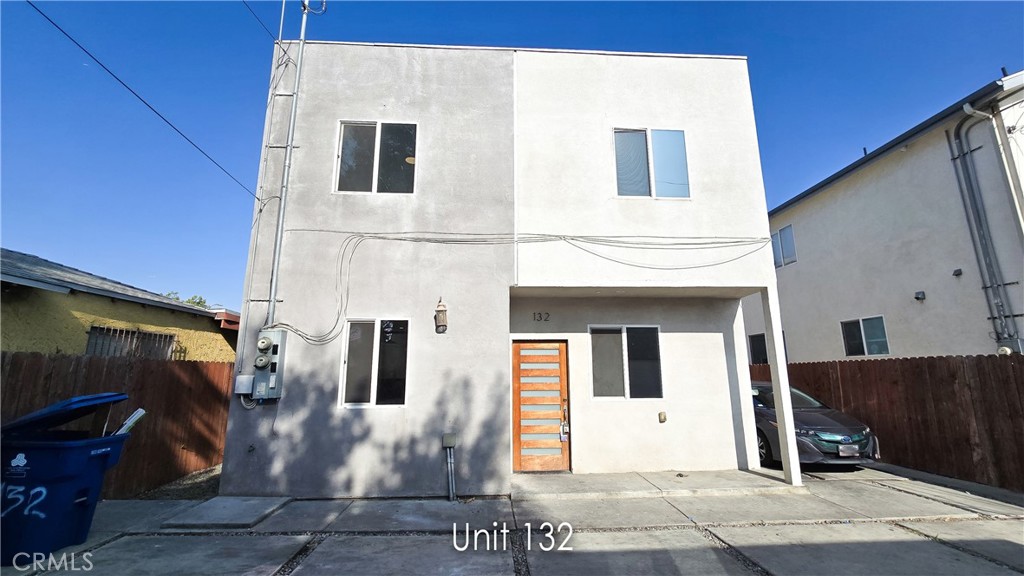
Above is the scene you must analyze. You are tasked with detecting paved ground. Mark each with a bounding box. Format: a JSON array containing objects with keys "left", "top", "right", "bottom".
[{"left": 2, "top": 466, "right": 1021, "bottom": 576}]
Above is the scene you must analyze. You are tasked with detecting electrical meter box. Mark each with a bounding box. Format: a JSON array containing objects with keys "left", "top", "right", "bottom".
[{"left": 252, "top": 329, "right": 287, "bottom": 400}]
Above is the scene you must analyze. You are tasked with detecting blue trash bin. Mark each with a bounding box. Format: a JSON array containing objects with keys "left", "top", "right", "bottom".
[{"left": 1, "top": 393, "right": 131, "bottom": 566}]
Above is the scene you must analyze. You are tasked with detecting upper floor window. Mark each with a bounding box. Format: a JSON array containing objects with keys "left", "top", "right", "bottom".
[
  {"left": 841, "top": 316, "right": 889, "bottom": 356},
  {"left": 342, "top": 319, "right": 409, "bottom": 405},
  {"left": 614, "top": 128, "right": 690, "bottom": 198},
  {"left": 590, "top": 326, "right": 663, "bottom": 398},
  {"left": 337, "top": 122, "right": 416, "bottom": 194},
  {"left": 771, "top": 225, "right": 797, "bottom": 267}
]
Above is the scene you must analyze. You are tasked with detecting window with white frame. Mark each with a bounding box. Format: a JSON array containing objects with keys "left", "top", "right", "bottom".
[
  {"left": 614, "top": 128, "right": 690, "bottom": 198},
  {"left": 771, "top": 225, "right": 797, "bottom": 268},
  {"left": 840, "top": 316, "right": 889, "bottom": 356},
  {"left": 590, "top": 326, "right": 663, "bottom": 398},
  {"left": 336, "top": 122, "right": 417, "bottom": 193},
  {"left": 342, "top": 320, "right": 409, "bottom": 405}
]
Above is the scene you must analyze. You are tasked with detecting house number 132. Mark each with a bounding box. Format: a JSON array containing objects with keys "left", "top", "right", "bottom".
[{"left": 533, "top": 313, "right": 550, "bottom": 321}]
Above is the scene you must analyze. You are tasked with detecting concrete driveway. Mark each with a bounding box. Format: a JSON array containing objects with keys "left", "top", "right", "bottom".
[{"left": 3, "top": 465, "right": 1021, "bottom": 576}]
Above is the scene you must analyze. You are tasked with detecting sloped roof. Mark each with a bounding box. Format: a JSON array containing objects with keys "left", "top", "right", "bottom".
[
  {"left": 0, "top": 248, "right": 214, "bottom": 317},
  {"left": 770, "top": 74, "right": 1018, "bottom": 217}
]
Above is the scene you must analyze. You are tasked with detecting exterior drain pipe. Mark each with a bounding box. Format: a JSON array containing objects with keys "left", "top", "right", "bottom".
[
  {"left": 949, "top": 88, "right": 1024, "bottom": 352},
  {"left": 443, "top": 433, "right": 457, "bottom": 501}
]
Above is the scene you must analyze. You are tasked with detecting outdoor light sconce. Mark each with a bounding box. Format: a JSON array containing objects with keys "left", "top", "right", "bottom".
[
  {"left": 435, "top": 298, "right": 448, "bottom": 334},
  {"left": 914, "top": 291, "right": 926, "bottom": 301}
]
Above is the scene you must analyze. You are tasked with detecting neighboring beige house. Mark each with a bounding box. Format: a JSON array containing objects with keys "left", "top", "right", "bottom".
[
  {"left": 743, "top": 71, "right": 1024, "bottom": 363},
  {"left": 223, "top": 42, "right": 804, "bottom": 499},
  {"left": 1, "top": 248, "right": 240, "bottom": 362}
]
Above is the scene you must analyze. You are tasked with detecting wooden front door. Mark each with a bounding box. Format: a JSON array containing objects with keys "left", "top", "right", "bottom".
[{"left": 512, "top": 341, "right": 570, "bottom": 472}]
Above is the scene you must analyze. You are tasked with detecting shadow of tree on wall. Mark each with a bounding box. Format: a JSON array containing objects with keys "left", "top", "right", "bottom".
[
  {"left": 0, "top": 352, "right": 235, "bottom": 498},
  {"left": 220, "top": 362, "right": 509, "bottom": 498}
]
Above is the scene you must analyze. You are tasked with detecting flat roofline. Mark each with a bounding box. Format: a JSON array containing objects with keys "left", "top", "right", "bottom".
[
  {"left": 291, "top": 40, "right": 747, "bottom": 61},
  {"left": 768, "top": 78, "right": 1009, "bottom": 218}
]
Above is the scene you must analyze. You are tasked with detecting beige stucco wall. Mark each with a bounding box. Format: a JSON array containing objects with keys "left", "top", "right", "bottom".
[
  {"left": 743, "top": 108, "right": 1024, "bottom": 361},
  {"left": 512, "top": 296, "right": 757, "bottom": 472},
  {"left": 0, "top": 286, "right": 237, "bottom": 362}
]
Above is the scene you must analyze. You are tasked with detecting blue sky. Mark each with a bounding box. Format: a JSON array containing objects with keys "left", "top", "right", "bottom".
[{"left": 2, "top": 1, "right": 1022, "bottom": 311}]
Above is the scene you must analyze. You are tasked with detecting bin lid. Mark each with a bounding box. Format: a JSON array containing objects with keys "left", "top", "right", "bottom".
[{"left": 1, "top": 392, "right": 128, "bottom": 434}]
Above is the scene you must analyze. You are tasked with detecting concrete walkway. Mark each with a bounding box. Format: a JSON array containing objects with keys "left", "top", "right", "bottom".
[{"left": 3, "top": 468, "right": 1022, "bottom": 576}]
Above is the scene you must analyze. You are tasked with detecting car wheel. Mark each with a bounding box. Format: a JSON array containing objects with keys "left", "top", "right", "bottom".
[{"left": 757, "top": 431, "right": 773, "bottom": 467}]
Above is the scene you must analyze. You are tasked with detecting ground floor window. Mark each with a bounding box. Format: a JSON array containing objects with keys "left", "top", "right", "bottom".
[
  {"left": 342, "top": 319, "right": 409, "bottom": 405},
  {"left": 841, "top": 316, "right": 889, "bottom": 356},
  {"left": 85, "top": 326, "right": 176, "bottom": 359},
  {"left": 590, "top": 326, "right": 663, "bottom": 398},
  {"left": 748, "top": 334, "right": 768, "bottom": 364}
]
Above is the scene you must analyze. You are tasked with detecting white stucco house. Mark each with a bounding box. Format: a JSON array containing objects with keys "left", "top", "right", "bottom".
[
  {"left": 222, "top": 40, "right": 801, "bottom": 498},
  {"left": 743, "top": 71, "right": 1024, "bottom": 363}
]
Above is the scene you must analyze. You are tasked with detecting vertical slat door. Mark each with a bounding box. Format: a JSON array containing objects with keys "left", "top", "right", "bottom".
[{"left": 513, "top": 342, "right": 569, "bottom": 471}]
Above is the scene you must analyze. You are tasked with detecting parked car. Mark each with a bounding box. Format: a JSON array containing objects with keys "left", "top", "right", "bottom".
[{"left": 752, "top": 381, "right": 879, "bottom": 467}]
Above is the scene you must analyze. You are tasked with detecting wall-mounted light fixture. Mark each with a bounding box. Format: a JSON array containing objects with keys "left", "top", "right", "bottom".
[
  {"left": 434, "top": 298, "right": 448, "bottom": 334},
  {"left": 914, "top": 291, "right": 926, "bottom": 301},
  {"left": 953, "top": 268, "right": 963, "bottom": 277}
]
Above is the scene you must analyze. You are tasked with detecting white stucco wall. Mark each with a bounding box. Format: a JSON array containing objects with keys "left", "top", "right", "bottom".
[
  {"left": 224, "top": 43, "right": 776, "bottom": 498},
  {"left": 513, "top": 51, "right": 776, "bottom": 289},
  {"left": 224, "top": 44, "right": 517, "bottom": 498},
  {"left": 511, "top": 297, "right": 757, "bottom": 472},
  {"left": 743, "top": 95, "right": 1024, "bottom": 361}
]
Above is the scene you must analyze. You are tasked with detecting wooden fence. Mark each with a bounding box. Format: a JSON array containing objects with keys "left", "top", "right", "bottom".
[
  {"left": 1, "top": 352, "right": 234, "bottom": 498},
  {"left": 750, "top": 355, "right": 1024, "bottom": 492}
]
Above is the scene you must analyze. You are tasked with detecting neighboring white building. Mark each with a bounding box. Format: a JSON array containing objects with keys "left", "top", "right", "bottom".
[
  {"left": 743, "top": 72, "right": 1024, "bottom": 363},
  {"left": 222, "top": 41, "right": 801, "bottom": 498}
]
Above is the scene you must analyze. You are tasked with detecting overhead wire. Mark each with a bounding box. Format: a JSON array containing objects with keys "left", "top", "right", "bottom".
[
  {"left": 241, "top": 0, "right": 295, "bottom": 69},
  {"left": 265, "top": 231, "right": 772, "bottom": 346},
  {"left": 25, "top": 0, "right": 258, "bottom": 200}
]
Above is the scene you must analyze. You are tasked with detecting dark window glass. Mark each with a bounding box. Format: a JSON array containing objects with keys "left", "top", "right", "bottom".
[
  {"left": 591, "top": 329, "right": 625, "bottom": 397},
  {"left": 749, "top": 334, "right": 768, "bottom": 364},
  {"left": 376, "top": 320, "right": 409, "bottom": 404},
  {"left": 338, "top": 124, "right": 376, "bottom": 192},
  {"left": 344, "top": 321, "right": 375, "bottom": 403},
  {"left": 753, "top": 386, "right": 825, "bottom": 410},
  {"left": 841, "top": 320, "right": 865, "bottom": 357},
  {"left": 614, "top": 129, "right": 651, "bottom": 197},
  {"left": 377, "top": 124, "right": 416, "bottom": 193},
  {"left": 626, "top": 328, "right": 662, "bottom": 398},
  {"left": 86, "top": 327, "right": 175, "bottom": 360}
]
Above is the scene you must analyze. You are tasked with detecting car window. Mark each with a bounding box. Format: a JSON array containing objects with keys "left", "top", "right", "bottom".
[{"left": 751, "top": 386, "right": 825, "bottom": 409}]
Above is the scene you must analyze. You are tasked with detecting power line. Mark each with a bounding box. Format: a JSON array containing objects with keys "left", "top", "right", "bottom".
[
  {"left": 242, "top": 0, "right": 277, "bottom": 41},
  {"left": 26, "top": 0, "right": 258, "bottom": 200}
]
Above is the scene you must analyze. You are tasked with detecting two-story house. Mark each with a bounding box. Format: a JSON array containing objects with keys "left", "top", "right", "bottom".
[
  {"left": 743, "top": 72, "right": 1024, "bottom": 363},
  {"left": 221, "top": 42, "right": 800, "bottom": 498}
]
